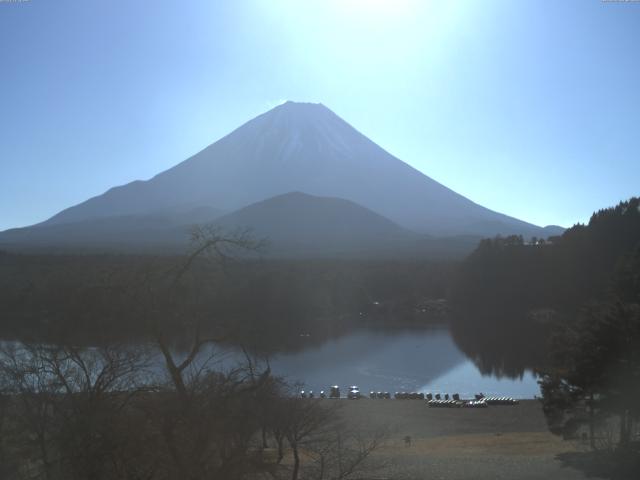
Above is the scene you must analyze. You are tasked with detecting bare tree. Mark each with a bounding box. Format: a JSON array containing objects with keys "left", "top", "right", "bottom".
[
  {"left": 303, "top": 424, "right": 388, "bottom": 480},
  {"left": 283, "top": 398, "right": 334, "bottom": 480},
  {"left": 143, "top": 226, "right": 275, "bottom": 480},
  {"left": 0, "top": 342, "right": 150, "bottom": 480},
  {"left": 1, "top": 343, "right": 62, "bottom": 480},
  {"left": 266, "top": 396, "right": 387, "bottom": 480}
]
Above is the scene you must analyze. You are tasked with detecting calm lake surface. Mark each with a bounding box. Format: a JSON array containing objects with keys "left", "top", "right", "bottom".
[{"left": 208, "top": 327, "right": 540, "bottom": 399}]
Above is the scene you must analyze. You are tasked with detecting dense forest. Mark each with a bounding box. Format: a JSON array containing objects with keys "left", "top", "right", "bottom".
[
  {"left": 0, "top": 241, "right": 455, "bottom": 352},
  {"left": 452, "top": 198, "right": 640, "bottom": 472},
  {"left": 451, "top": 197, "right": 640, "bottom": 377}
]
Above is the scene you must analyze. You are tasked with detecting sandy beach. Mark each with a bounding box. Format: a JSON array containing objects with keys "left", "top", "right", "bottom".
[{"left": 334, "top": 399, "right": 591, "bottom": 479}]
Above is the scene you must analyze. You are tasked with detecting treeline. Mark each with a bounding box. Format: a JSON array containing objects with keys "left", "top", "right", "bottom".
[
  {"left": 450, "top": 197, "right": 640, "bottom": 377},
  {"left": 0, "top": 235, "right": 456, "bottom": 352},
  {"left": 536, "top": 243, "right": 640, "bottom": 475},
  {"left": 451, "top": 198, "right": 640, "bottom": 470}
]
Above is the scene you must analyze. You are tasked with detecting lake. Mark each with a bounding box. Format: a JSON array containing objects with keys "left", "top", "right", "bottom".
[
  {"left": 204, "top": 326, "right": 540, "bottom": 399},
  {"left": 2, "top": 326, "right": 540, "bottom": 398}
]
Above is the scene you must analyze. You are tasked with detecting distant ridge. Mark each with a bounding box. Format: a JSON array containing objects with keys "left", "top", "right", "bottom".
[{"left": 214, "top": 191, "right": 418, "bottom": 256}]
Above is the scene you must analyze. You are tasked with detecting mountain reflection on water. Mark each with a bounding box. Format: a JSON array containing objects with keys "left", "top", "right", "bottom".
[{"left": 196, "top": 327, "right": 540, "bottom": 399}]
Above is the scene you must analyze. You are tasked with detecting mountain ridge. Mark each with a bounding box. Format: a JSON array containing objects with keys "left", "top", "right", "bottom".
[{"left": 0, "top": 191, "right": 481, "bottom": 258}]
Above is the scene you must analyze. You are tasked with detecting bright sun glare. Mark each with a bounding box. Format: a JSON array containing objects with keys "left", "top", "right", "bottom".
[{"left": 338, "top": 0, "right": 417, "bottom": 18}]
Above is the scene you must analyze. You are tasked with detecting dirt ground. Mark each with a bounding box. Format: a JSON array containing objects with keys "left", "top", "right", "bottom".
[{"left": 334, "top": 399, "right": 595, "bottom": 480}]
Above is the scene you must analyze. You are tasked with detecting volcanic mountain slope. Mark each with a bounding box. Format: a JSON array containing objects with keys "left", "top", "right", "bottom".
[
  {"left": 0, "top": 192, "right": 480, "bottom": 258},
  {"left": 31, "top": 101, "right": 562, "bottom": 238},
  {"left": 0, "top": 206, "right": 223, "bottom": 253}
]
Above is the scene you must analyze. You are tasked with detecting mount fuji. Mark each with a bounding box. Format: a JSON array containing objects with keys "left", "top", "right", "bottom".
[{"left": 0, "top": 101, "right": 562, "bottom": 255}]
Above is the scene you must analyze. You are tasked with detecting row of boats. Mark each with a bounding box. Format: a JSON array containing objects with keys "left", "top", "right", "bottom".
[
  {"left": 299, "top": 387, "right": 519, "bottom": 406},
  {"left": 299, "top": 386, "right": 361, "bottom": 399},
  {"left": 428, "top": 397, "right": 519, "bottom": 408}
]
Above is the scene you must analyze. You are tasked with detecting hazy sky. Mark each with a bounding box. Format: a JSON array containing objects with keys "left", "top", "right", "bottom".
[{"left": 1, "top": 0, "right": 639, "bottom": 231}]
